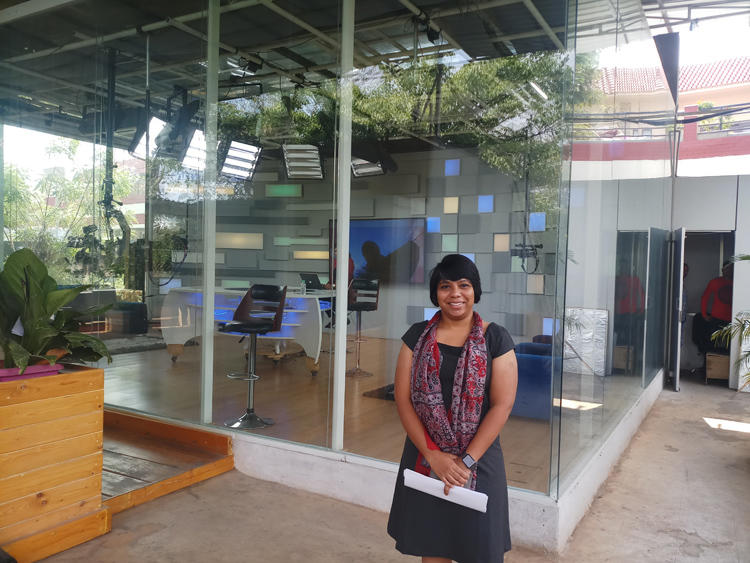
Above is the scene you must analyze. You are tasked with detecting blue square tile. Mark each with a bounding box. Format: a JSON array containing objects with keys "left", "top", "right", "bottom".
[{"left": 444, "top": 159, "right": 461, "bottom": 176}]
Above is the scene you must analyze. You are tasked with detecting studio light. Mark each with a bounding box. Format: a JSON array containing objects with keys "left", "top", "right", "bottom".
[
  {"left": 528, "top": 81, "right": 549, "bottom": 100},
  {"left": 351, "top": 157, "right": 384, "bottom": 177},
  {"left": 182, "top": 129, "right": 206, "bottom": 171},
  {"left": 130, "top": 116, "right": 166, "bottom": 159},
  {"left": 221, "top": 141, "right": 261, "bottom": 180},
  {"left": 282, "top": 144, "right": 323, "bottom": 179}
]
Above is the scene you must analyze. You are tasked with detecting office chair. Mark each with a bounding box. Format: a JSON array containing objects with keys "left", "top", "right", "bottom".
[
  {"left": 346, "top": 278, "right": 379, "bottom": 377},
  {"left": 219, "top": 284, "right": 287, "bottom": 429}
]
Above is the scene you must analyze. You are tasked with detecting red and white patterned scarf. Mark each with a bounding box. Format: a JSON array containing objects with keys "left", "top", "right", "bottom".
[{"left": 410, "top": 311, "right": 487, "bottom": 489}]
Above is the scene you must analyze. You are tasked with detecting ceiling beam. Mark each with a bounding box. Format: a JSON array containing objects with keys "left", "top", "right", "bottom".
[
  {"left": 490, "top": 26, "right": 565, "bottom": 44},
  {"left": 655, "top": 0, "right": 674, "bottom": 33},
  {"left": 257, "top": 0, "right": 371, "bottom": 67},
  {"left": 396, "top": 0, "right": 465, "bottom": 54},
  {"left": 0, "top": 0, "right": 81, "bottom": 25},
  {"left": 2, "top": 0, "right": 263, "bottom": 64},
  {"left": 520, "top": 0, "right": 565, "bottom": 50},
  {"left": 165, "top": 17, "right": 305, "bottom": 85}
]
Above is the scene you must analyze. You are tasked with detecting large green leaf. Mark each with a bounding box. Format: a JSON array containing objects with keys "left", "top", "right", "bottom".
[
  {"left": 0, "top": 249, "right": 47, "bottom": 303},
  {"left": 6, "top": 339, "right": 31, "bottom": 372},
  {"left": 45, "top": 286, "right": 89, "bottom": 317},
  {"left": 63, "top": 332, "right": 112, "bottom": 363}
]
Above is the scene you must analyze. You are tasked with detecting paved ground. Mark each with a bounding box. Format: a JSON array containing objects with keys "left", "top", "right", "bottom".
[{"left": 46, "top": 374, "right": 750, "bottom": 563}]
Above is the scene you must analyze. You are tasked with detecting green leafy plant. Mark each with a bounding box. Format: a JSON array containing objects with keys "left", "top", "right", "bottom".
[
  {"left": 712, "top": 254, "right": 750, "bottom": 390},
  {"left": 0, "top": 248, "right": 112, "bottom": 374}
]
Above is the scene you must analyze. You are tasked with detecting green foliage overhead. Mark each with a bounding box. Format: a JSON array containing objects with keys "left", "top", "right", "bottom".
[{"left": 0, "top": 248, "right": 112, "bottom": 374}]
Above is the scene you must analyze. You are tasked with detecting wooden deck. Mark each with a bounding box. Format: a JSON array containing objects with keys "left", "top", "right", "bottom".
[{"left": 101, "top": 411, "right": 234, "bottom": 515}]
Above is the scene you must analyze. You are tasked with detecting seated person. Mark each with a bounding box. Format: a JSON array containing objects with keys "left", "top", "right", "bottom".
[{"left": 694, "top": 261, "right": 733, "bottom": 353}]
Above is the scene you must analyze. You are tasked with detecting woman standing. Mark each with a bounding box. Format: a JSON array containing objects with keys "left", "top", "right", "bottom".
[{"left": 388, "top": 254, "right": 518, "bottom": 562}]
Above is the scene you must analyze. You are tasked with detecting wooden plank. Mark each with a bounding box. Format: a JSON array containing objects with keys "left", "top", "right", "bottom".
[
  {"left": 0, "top": 495, "right": 100, "bottom": 545},
  {"left": 0, "top": 390, "right": 103, "bottom": 430},
  {"left": 104, "top": 410, "right": 232, "bottom": 455},
  {"left": 2, "top": 508, "right": 110, "bottom": 563},
  {"left": 0, "top": 475, "right": 101, "bottom": 529},
  {"left": 0, "top": 411, "right": 102, "bottom": 454},
  {"left": 104, "top": 427, "right": 220, "bottom": 466},
  {"left": 103, "top": 455, "right": 234, "bottom": 515},
  {"left": 0, "top": 453, "right": 102, "bottom": 504},
  {"left": 102, "top": 471, "right": 150, "bottom": 499},
  {"left": 0, "top": 368, "right": 103, "bottom": 407},
  {"left": 103, "top": 450, "right": 181, "bottom": 483},
  {"left": 0, "top": 432, "right": 102, "bottom": 478}
]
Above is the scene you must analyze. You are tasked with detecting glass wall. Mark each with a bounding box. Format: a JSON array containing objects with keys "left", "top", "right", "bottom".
[
  {"left": 1, "top": 0, "right": 676, "bottom": 501},
  {"left": 338, "top": 6, "right": 573, "bottom": 496},
  {"left": 558, "top": 0, "right": 675, "bottom": 494},
  {"left": 0, "top": 5, "right": 208, "bottom": 423}
]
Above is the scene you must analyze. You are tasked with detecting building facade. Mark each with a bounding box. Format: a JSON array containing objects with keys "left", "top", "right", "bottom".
[{"left": 1, "top": 0, "right": 747, "bottom": 552}]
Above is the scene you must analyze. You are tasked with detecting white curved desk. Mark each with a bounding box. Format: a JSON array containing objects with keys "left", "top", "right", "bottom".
[{"left": 160, "top": 287, "right": 334, "bottom": 375}]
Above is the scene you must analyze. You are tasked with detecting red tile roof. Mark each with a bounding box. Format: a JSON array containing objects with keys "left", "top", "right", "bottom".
[{"left": 597, "top": 57, "right": 750, "bottom": 94}]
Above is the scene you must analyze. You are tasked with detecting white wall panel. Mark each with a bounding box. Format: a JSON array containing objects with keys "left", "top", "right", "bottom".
[{"left": 673, "top": 176, "right": 737, "bottom": 231}]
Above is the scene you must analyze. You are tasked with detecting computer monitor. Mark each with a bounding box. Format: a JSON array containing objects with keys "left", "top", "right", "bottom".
[{"left": 300, "top": 272, "right": 324, "bottom": 290}]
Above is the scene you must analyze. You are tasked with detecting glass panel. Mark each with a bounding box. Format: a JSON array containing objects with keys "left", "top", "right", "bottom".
[
  {"left": 206, "top": 3, "right": 339, "bottom": 445},
  {"left": 559, "top": 0, "right": 675, "bottom": 493},
  {"left": 340, "top": 2, "right": 573, "bottom": 495},
  {"left": 645, "top": 227, "right": 669, "bottom": 385},
  {"left": 0, "top": 4, "right": 208, "bottom": 420}
]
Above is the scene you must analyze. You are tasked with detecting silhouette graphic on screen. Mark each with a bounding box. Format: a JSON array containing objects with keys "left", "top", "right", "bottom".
[{"left": 358, "top": 240, "right": 419, "bottom": 283}]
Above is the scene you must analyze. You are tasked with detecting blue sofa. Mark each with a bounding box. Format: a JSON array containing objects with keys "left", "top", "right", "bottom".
[{"left": 511, "top": 342, "right": 555, "bottom": 421}]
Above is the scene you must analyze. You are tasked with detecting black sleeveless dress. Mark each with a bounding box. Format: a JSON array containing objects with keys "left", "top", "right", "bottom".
[{"left": 387, "top": 321, "right": 515, "bottom": 563}]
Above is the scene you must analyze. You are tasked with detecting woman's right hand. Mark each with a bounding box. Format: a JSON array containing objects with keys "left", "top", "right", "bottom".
[{"left": 425, "top": 450, "right": 470, "bottom": 495}]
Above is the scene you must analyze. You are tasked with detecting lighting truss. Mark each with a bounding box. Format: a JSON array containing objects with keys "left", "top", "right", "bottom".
[{"left": 282, "top": 144, "right": 323, "bottom": 179}]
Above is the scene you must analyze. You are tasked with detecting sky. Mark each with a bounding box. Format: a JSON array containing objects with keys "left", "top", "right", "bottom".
[{"left": 598, "top": 14, "right": 750, "bottom": 68}]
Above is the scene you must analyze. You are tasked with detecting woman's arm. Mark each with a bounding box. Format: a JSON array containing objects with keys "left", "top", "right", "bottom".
[
  {"left": 393, "top": 343, "right": 470, "bottom": 491},
  {"left": 462, "top": 349, "right": 518, "bottom": 467}
]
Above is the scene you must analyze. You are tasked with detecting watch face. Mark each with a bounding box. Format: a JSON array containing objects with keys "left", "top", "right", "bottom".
[{"left": 463, "top": 454, "right": 475, "bottom": 469}]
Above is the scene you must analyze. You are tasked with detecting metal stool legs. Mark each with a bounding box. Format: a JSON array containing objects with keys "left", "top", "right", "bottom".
[
  {"left": 346, "top": 310, "right": 372, "bottom": 377},
  {"left": 225, "top": 334, "right": 274, "bottom": 429}
]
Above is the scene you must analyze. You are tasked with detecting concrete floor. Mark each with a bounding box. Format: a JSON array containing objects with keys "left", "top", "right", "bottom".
[{"left": 45, "top": 374, "right": 750, "bottom": 563}]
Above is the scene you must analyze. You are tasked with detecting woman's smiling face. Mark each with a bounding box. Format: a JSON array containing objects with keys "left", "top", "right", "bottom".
[{"left": 436, "top": 278, "right": 475, "bottom": 320}]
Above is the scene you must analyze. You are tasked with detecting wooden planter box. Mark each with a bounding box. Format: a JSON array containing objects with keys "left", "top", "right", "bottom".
[{"left": 0, "top": 366, "right": 110, "bottom": 562}]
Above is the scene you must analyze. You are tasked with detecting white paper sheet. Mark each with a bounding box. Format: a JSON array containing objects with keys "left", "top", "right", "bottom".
[{"left": 403, "top": 469, "right": 488, "bottom": 513}]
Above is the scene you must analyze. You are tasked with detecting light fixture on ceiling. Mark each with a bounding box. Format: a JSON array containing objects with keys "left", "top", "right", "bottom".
[
  {"left": 221, "top": 141, "right": 261, "bottom": 180},
  {"left": 351, "top": 157, "right": 384, "bottom": 177},
  {"left": 528, "top": 81, "right": 549, "bottom": 100},
  {"left": 282, "top": 144, "right": 323, "bottom": 179},
  {"left": 129, "top": 116, "right": 167, "bottom": 159},
  {"left": 182, "top": 129, "right": 206, "bottom": 171}
]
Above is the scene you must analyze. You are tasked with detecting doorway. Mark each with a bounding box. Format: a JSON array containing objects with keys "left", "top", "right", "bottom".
[{"left": 679, "top": 231, "right": 735, "bottom": 380}]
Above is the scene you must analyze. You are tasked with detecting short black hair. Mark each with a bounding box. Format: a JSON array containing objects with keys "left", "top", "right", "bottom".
[{"left": 429, "top": 254, "right": 482, "bottom": 306}]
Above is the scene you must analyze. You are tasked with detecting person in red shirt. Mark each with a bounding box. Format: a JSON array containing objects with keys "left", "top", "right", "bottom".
[
  {"left": 694, "top": 261, "right": 733, "bottom": 354},
  {"left": 701, "top": 261, "right": 733, "bottom": 323}
]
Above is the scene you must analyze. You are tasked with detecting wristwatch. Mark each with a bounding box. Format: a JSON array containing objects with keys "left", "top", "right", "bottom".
[{"left": 462, "top": 453, "right": 477, "bottom": 470}]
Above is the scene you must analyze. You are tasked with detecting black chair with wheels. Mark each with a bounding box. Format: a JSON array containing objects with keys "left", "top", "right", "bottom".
[
  {"left": 219, "top": 284, "right": 286, "bottom": 429},
  {"left": 346, "top": 278, "right": 379, "bottom": 377}
]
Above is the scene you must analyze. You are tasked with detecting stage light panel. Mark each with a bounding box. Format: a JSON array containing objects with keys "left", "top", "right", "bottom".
[
  {"left": 283, "top": 144, "right": 323, "bottom": 179},
  {"left": 222, "top": 141, "right": 261, "bottom": 180},
  {"left": 130, "top": 117, "right": 166, "bottom": 159}
]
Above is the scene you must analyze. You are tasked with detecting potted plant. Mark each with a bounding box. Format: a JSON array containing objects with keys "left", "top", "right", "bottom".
[
  {"left": 0, "top": 248, "right": 113, "bottom": 560},
  {"left": 0, "top": 248, "right": 111, "bottom": 380},
  {"left": 712, "top": 254, "right": 750, "bottom": 390}
]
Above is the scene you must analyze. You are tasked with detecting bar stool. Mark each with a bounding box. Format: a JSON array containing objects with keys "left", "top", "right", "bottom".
[
  {"left": 219, "top": 284, "right": 286, "bottom": 429},
  {"left": 346, "top": 279, "right": 379, "bottom": 377}
]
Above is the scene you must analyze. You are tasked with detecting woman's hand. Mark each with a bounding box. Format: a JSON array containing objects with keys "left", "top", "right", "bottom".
[{"left": 425, "top": 450, "right": 470, "bottom": 495}]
